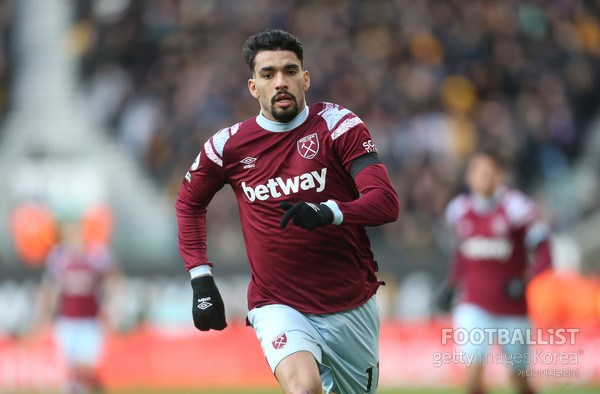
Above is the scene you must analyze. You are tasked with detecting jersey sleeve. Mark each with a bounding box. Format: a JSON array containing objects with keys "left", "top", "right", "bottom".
[
  {"left": 502, "top": 190, "right": 553, "bottom": 278},
  {"left": 316, "top": 104, "right": 399, "bottom": 226},
  {"left": 87, "top": 243, "right": 116, "bottom": 274},
  {"left": 504, "top": 190, "right": 538, "bottom": 229},
  {"left": 43, "top": 246, "right": 62, "bottom": 281},
  {"left": 443, "top": 196, "right": 468, "bottom": 285},
  {"left": 328, "top": 110, "right": 379, "bottom": 171},
  {"left": 330, "top": 163, "right": 399, "bottom": 226},
  {"left": 445, "top": 195, "right": 469, "bottom": 228},
  {"left": 175, "top": 135, "right": 227, "bottom": 271},
  {"left": 447, "top": 250, "right": 466, "bottom": 286}
]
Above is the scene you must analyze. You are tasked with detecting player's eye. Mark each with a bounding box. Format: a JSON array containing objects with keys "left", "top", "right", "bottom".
[
  {"left": 287, "top": 70, "right": 297, "bottom": 76},
  {"left": 262, "top": 73, "right": 273, "bottom": 79}
]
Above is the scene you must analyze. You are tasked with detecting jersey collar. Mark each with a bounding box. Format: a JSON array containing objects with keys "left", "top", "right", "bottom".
[
  {"left": 256, "top": 105, "right": 309, "bottom": 132},
  {"left": 471, "top": 186, "right": 507, "bottom": 214}
]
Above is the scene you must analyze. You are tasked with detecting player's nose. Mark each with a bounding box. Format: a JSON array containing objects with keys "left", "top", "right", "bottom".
[{"left": 274, "top": 72, "right": 288, "bottom": 90}]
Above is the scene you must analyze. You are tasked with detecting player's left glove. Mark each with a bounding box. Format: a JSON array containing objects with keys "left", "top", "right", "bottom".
[
  {"left": 435, "top": 284, "right": 456, "bottom": 313},
  {"left": 505, "top": 277, "right": 528, "bottom": 299},
  {"left": 279, "top": 201, "right": 334, "bottom": 231}
]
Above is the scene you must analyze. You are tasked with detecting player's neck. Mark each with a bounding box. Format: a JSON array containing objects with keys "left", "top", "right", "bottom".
[
  {"left": 471, "top": 186, "right": 505, "bottom": 213},
  {"left": 257, "top": 105, "right": 309, "bottom": 132}
]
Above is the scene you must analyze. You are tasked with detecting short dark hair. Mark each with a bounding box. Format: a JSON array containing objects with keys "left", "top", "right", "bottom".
[
  {"left": 472, "top": 148, "right": 507, "bottom": 170},
  {"left": 242, "top": 29, "right": 304, "bottom": 75}
]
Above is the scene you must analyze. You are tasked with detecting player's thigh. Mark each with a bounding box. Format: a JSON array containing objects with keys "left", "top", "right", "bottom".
[
  {"left": 53, "top": 317, "right": 104, "bottom": 366},
  {"left": 275, "top": 350, "right": 322, "bottom": 393},
  {"left": 498, "top": 315, "right": 530, "bottom": 372},
  {"left": 248, "top": 304, "right": 323, "bottom": 374},
  {"left": 314, "top": 296, "right": 380, "bottom": 394},
  {"left": 453, "top": 303, "right": 493, "bottom": 357}
]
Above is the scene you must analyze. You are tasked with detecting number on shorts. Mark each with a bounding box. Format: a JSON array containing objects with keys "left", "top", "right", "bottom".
[{"left": 365, "top": 362, "right": 379, "bottom": 392}]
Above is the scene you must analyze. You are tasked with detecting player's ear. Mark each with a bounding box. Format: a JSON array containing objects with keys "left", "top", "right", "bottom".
[
  {"left": 248, "top": 79, "right": 259, "bottom": 99},
  {"left": 303, "top": 70, "right": 310, "bottom": 91}
]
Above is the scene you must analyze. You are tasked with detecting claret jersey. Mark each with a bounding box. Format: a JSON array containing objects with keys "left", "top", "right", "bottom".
[
  {"left": 176, "top": 102, "right": 391, "bottom": 314},
  {"left": 45, "top": 243, "right": 114, "bottom": 318},
  {"left": 445, "top": 188, "right": 546, "bottom": 315}
]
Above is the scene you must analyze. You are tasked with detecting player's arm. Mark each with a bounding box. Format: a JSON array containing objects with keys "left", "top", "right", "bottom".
[
  {"left": 327, "top": 153, "right": 400, "bottom": 226},
  {"left": 99, "top": 257, "right": 125, "bottom": 330},
  {"left": 505, "top": 221, "right": 553, "bottom": 299},
  {"left": 436, "top": 250, "right": 466, "bottom": 312},
  {"left": 525, "top": 222, "right": 552, "bottom": 278},
  {"left": 30, "top": 272, "right": 59, "bottom": 336},
  {"left": 435, "top": 196, "right": 467, "bottom": 312},
  {"left": 278, "top": 153, "right": 399, "bottom": 230},
  {"left": 279, "top": 112, "right": 399, "bottom": 230},
  {"left": 504, "top": 193, "right": 553, "bottom": 299},
  {"left": 175, "top": 145, "right": 227, "bottom": 331}
]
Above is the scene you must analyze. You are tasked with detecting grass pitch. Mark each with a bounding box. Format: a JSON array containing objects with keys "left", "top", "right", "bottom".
[{"left": 109, "top": 386, "right": 599, "bottom": 394}]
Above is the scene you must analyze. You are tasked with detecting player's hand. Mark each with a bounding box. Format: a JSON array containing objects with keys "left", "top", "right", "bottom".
[
  {"left": 505, "top": 277, "right": 527, "bottom": 299},
  {"left": 279, "top": 201, "right": 334, "bottom": 231},
  {"left": 435, "top": 284, "right": 455, "bottom": 313},
  {"left": 190, "top": 275, "right": 227, "bottom": 331}
]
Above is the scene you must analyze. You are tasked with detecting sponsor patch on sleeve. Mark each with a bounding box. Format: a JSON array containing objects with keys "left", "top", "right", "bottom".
[{"left": 185, "top": 171, "right": 192, "bottom": 183}]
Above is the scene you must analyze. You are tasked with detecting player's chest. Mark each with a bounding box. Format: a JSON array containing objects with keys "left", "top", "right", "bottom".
[
  {"left": 59, "top": 262, "right": 101, "bottom": 294},
  {"left": 455, "top": 209, "right": 512, "bottom": 239},
  {"left": 224, "top": 129, "right": 335, "bottom": 183}
]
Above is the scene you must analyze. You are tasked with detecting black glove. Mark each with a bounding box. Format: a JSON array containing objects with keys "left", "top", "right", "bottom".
[
  {"left": 279, "top": 201, "right": 334, "bottom": 231},
  {"left": 191, "top": 275, "right": 227, "bottom": 331},
  {"left": 435, "top": 285, "right": 455, "bottom": 313},
  {"left": 505, "top": 277, "right": 527, "bottom": 299}
]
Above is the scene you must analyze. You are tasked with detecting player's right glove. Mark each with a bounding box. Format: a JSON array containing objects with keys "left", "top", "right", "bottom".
[
  {"left": 279, "top": 201, "right": 334, "bottom": 231},
  {"left": 190, "top": 275, "right": 227, "bottom": 331},
  {"left": 505, "top": 277, "right": 527, "bottom": 300}
]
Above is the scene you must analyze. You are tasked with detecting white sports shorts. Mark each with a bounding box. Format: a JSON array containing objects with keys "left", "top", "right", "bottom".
[
  {"left": 248, "top": 296, "right": 380, "bottom": 394},
  {"left": 53, "top": 317, "right": 104, "bottom": 366},
  {"left": 453, "top": 303, "right": 530, "bottom": 371}
]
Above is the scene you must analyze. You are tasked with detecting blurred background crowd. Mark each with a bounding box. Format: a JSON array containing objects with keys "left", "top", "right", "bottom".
[
  {"left": 75, "top": 0, "right": 600, "bottom": 228},
  {"left": 72, "top": 0, "right": 600, "bottom": 267},
  {"left": 1, "top": 0, "right": 600, "bottom": 348}
]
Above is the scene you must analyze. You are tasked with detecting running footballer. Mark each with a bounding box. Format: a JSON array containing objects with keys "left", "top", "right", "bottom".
[{"left": 176, "top": 29, "right": 399, "bottom": 394}]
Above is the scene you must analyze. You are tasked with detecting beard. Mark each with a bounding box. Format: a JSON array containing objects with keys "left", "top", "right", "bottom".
[{"left": 270, "top": 91, "right": 300, "bottom": 123}]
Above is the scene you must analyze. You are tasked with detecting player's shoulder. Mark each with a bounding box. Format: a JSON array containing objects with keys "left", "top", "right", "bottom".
[
  {"left": 201, "top": 119, "right": 257, "bottom": 167},
  {"left": 500, "top": 188, "right": 532, "bottom": 204},
  {"left": 207, "top": 121, "right": 245, "bottom": 154},
  {"left": 44, "top": 244, "right": 74, "bottom": 277},
  {"left": 311, "top": 102, "right": 365, "bottom": 140},
  {"left": 445, "top": 193, "right": 471, "bottom": 225},
  {"left": 44, "top": 245, "right": 63, "bottom": 273},
  {"left": 86, "top": 243, "right": 116, "bottom": 272},
  {"left": 500, "top": 188, "right": 537, "bottom": 224}
]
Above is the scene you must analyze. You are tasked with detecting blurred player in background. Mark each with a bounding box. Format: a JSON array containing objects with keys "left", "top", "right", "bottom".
[
  {"left": 176, "top": 29, "right": 399, "bottom": 393},
  {"left": 437, "top": 150, "right": 553, "bottom": 394},
  {"left": 31, "top": 220, "right": 121, "bottom": 394}
]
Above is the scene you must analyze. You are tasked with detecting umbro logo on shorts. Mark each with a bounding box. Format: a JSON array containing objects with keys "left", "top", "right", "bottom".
[
  {"left": 197, "top": 297, "right": 212, "bottom": 310},
  {"left": 272, "top": 333, "right": 287, "bottom": 349}
]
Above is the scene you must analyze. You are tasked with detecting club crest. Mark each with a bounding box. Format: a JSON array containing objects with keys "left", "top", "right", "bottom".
[
  {"left": 297, "top": 133, "right": 319, "bottom": 159},
  {"left": 272, "top": 333, "right": 287, "bottom": 349}
]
